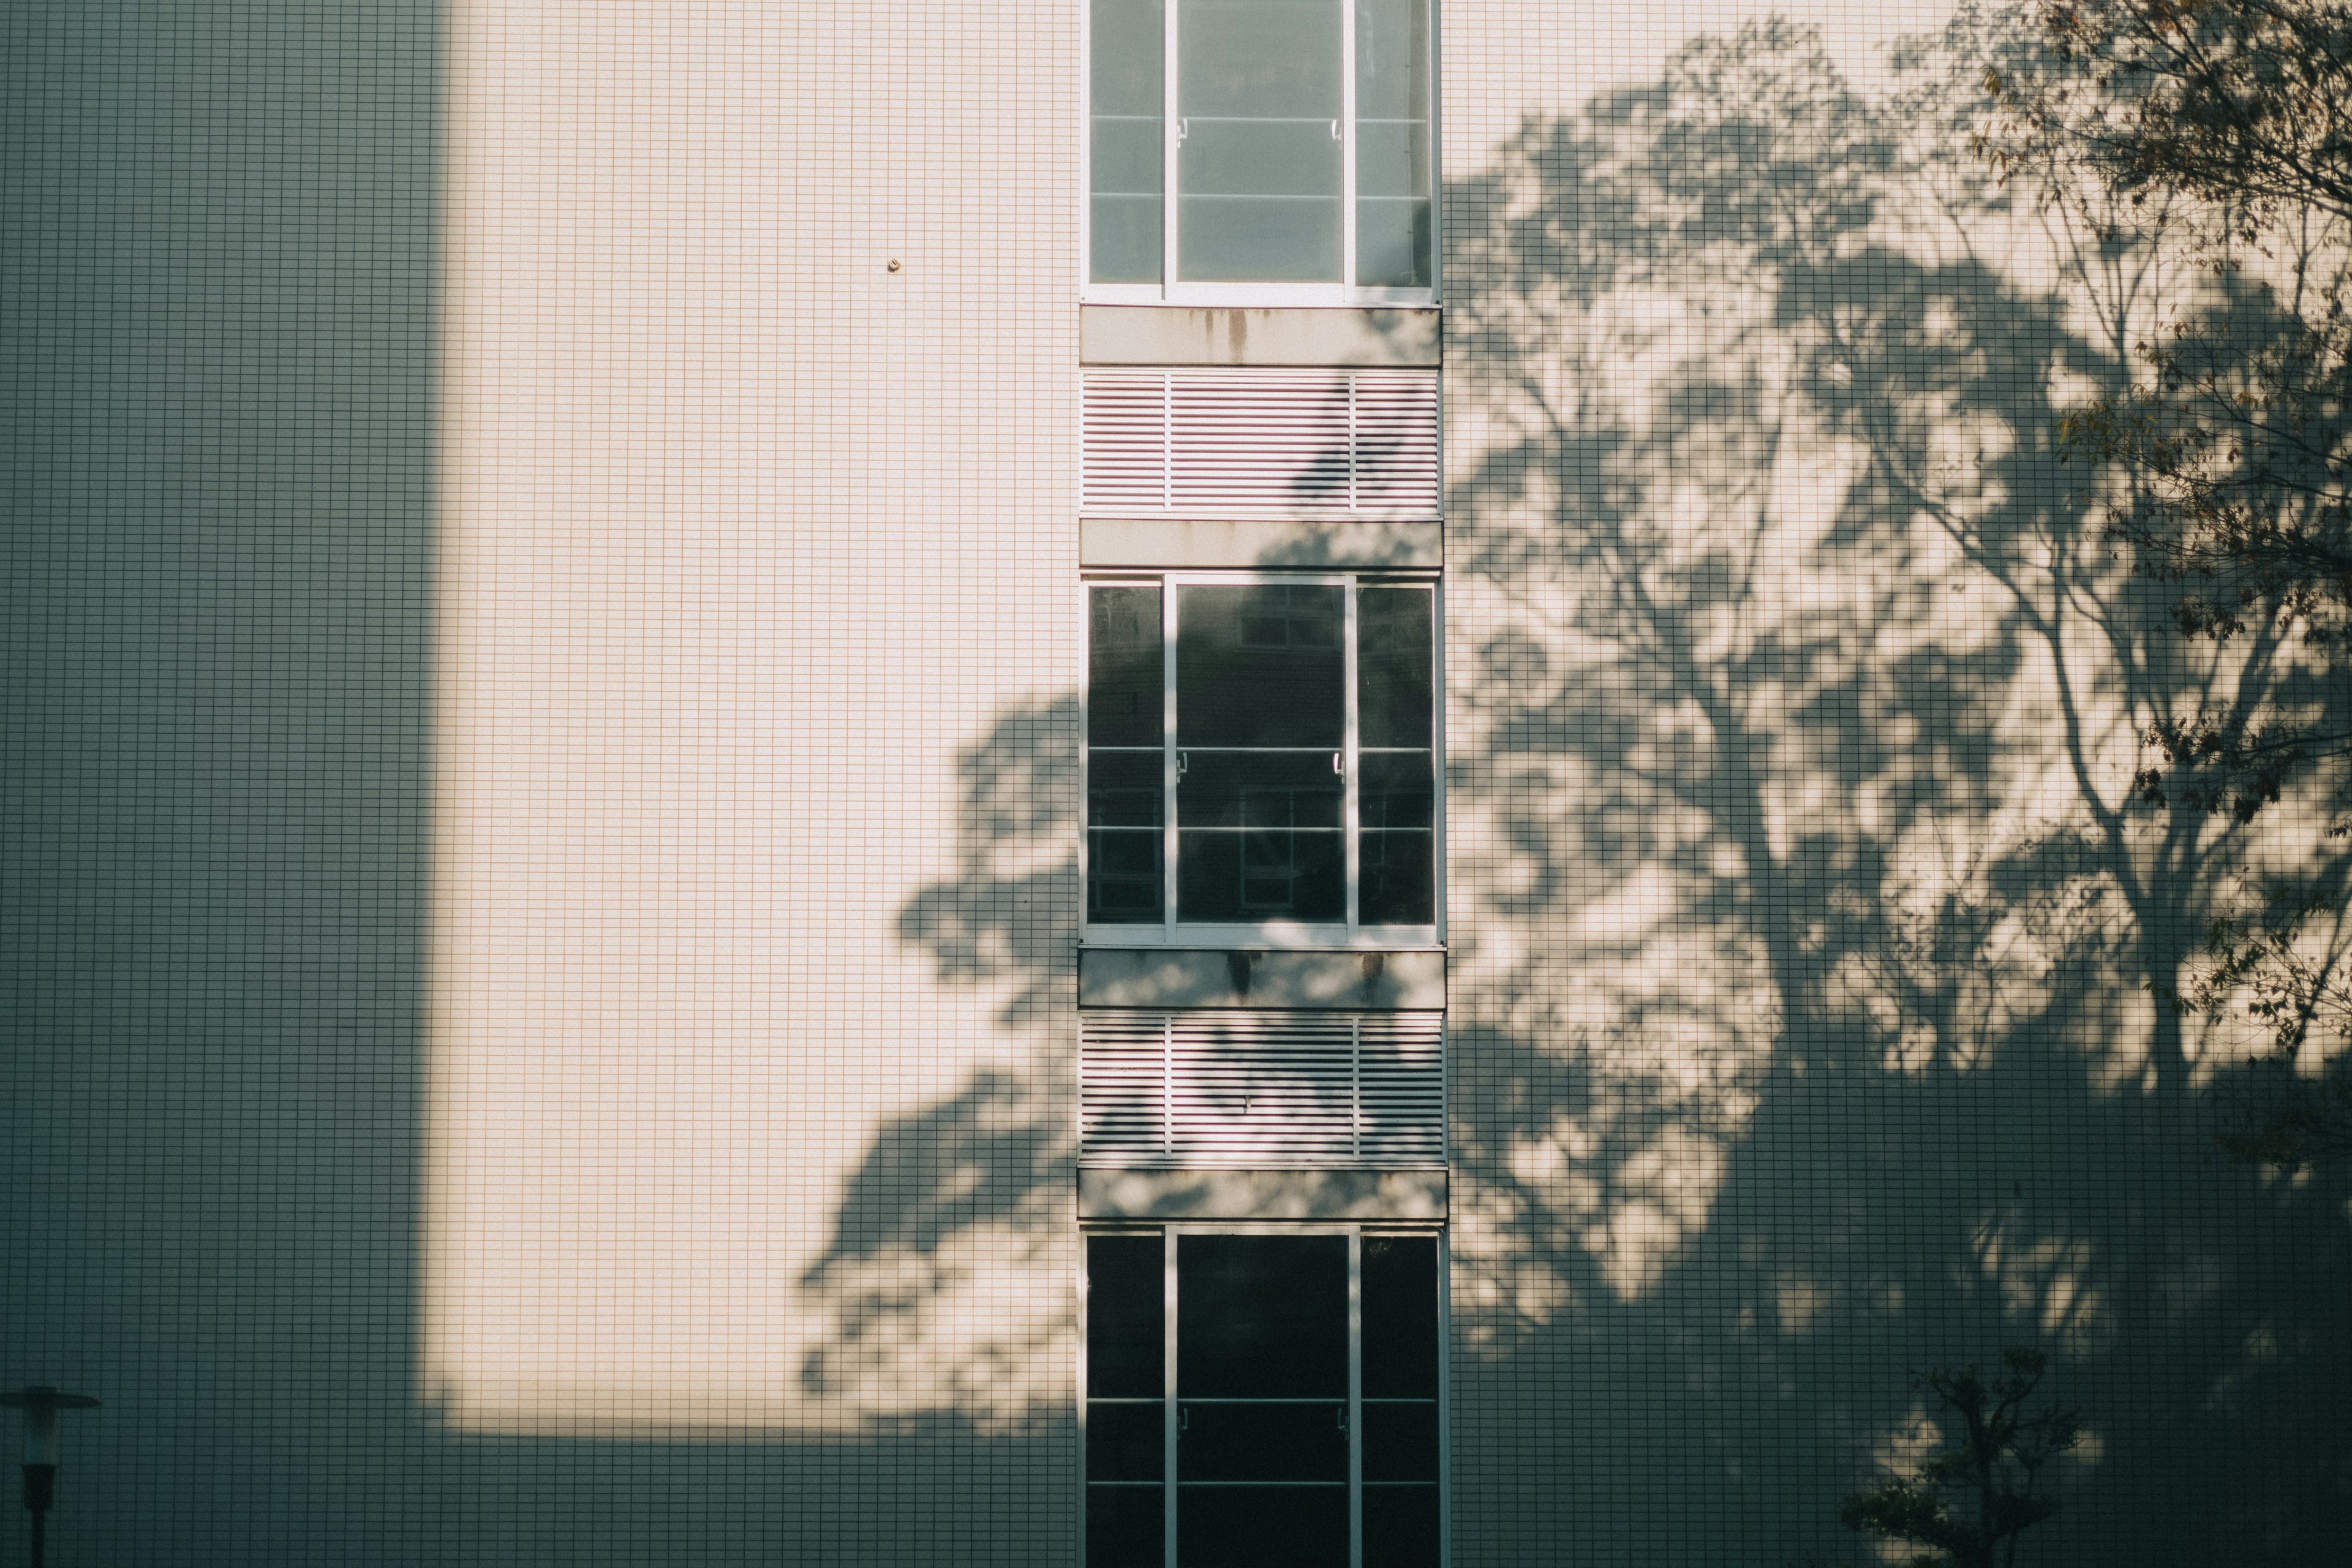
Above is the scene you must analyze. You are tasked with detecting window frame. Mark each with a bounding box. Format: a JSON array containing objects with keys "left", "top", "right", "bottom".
[
  {"left": 1081, "top": 0, "right": 1443, "bottom": 307},
  {"left": 1079, "top": 1224, "right": 1452, "bottom": 1568},
  {"left": 1081, "top": 570, "right": 1445, "bottom": 951}
]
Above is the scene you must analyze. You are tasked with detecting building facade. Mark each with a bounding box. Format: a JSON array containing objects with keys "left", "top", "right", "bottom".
[{"left": 4, "top": 2, "right": 2347, "bottom": 1565}]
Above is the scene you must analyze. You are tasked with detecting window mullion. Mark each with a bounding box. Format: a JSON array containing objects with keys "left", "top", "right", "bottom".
[
  {"left": 1343, "top": 579, "right": 1361, "bottom": 933},
  {"left": 1340, "top": 0, "right": 1358, "bottom": 290}
]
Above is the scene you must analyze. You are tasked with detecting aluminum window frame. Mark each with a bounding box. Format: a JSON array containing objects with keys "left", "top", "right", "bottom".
[
  {"left": 1082, "top": 570, "right": 1445, "bottom": 951},
  {"left": 1080, "top": 0, "right": 1442, "bottom": 306},
  {"left": 1079, "top": 1223, "right": 1451, "bottom": 1568}
]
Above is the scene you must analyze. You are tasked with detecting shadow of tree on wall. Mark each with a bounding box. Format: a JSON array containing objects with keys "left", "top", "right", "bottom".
[
  {"left": 1428, "top": 17, "right": 2349, "bottom": 1562},
  {"left": 791, "top": 696, "right": 1085, "bottom": 1425},
  {"left": 804, "top": 14, "right": 2351, "bottom": 1564}
]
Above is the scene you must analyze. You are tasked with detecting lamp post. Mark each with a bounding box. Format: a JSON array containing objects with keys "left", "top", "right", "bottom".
[{"left": 1, "top": 1388, "right": 100, "bottom": 1568}]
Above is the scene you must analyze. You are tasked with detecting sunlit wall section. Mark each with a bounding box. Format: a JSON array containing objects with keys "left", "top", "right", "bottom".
[{"left": 429, "top": 0, "right": 1079, "bottom": 1465}]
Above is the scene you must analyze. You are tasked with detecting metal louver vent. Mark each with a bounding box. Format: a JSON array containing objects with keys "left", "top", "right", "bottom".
[
  {"left": 1081, "top": 1011, "right": 1445, "bottom": 1168},
  {"left": 1083, "top": 370, "right": 1441, "bottom": 517}
]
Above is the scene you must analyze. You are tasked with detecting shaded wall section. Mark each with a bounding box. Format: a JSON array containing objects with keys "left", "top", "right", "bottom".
[{"left": 1, "top": 1, "right": 442, "bottom": 1561}]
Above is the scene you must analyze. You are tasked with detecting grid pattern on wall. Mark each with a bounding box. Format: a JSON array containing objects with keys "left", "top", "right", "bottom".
[{"left": 6, "top": 2, "right": 2351, "bottom": 1567}]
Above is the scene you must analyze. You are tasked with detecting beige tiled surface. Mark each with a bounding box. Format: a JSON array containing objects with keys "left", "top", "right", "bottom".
[
  {"left": 430, "top": 0, "right": 1081, "bottom": 1441},
  {"left": 7, "top": 2, "right": 2350, "bottom": 1564}
]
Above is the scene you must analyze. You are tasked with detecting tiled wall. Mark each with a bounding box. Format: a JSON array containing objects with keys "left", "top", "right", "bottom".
[
  {"left": 1437, "top": 3, "right": 2349, "bottom": 1564},
  {"left": 7, "top": 1, "right": 1084, "bottom": 1562},
  {"left": 5, "top": 2, "right": 2347, "bottom": 1566}
]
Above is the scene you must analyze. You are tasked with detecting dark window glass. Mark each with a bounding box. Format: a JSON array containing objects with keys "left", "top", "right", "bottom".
[
  {"left": 1090, "top": 1401, "right": 1167, "bottom": 1482},
  {"left": 1089, "top": 580, "right": 1436, "bottom": 930},
  {"left": 1358, "top": 586, "right": 1432, "bottom": 746},
  {"left": 1089, "top": 1235, "right": 1167, "bottom": 1568},
  {"left": 1359, "top": 587, "right": 1434, "bottom": 925},
  {"left": 1177, "top": 584, "right": 1343, "bottom": 748},
  {"left": 1178, "top": 1235, "right": 1346, "bottom": 1396},
  {"left": 1179, "top": 1485, "right": 1349, "bottom": 1568},
  {"left": 1090, "top": 587, "right": 1166, "bottom": 924},
  {"left": 1092, "top": 586, "right": 1165, "bottom": 747},
  {"left": 1176, "top": 585, "right": 1346, "bottom": 924},
  {"left": 1362, "top": 1401, "right": 1438, "bottom": 1482},
  {"left": 1177, "top": 1400, "right": 1347, "bottom": 1482},
  {"left": 1362, "top": 1236, "right": 1439, "bottom": 1398},
  {"left": 1088, "top": 1483, "right": 1166, "bottom": 1568},
  {"left": 1090, "top": 751, "right": 1166, "bottom": 924},
  {"left": 1362, "top": 1485, "right": 1441, "bottom": 1568},
  {"left": 1177, "top": 748, "right": 1344, "bottom": 921},
  {"left": 1090, "top": 1235, "right": 1166, "bottom": 1398}
]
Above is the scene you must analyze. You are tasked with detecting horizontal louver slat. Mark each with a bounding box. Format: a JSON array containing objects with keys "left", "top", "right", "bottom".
[
  {"left": 1082, "top": 370, "right": 1439, "bottom": 517},
  {"left": 1080, "top": 1010, "right": 1444, "bottom": 1168}
]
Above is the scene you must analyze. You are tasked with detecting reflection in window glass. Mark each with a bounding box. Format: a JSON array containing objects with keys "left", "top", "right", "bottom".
[
  {"left": 1178, "top": 0, "right": 1342, "bottom": 281},
  {"left": 1087, "top": 0, "right": 1435, "bottom": 292},
  {"left": 1090, "top": 587, "right": 1165, "bottom": 924},
  {"left": 1354, "top": 0, "right": 1431, "bottom": 287},
  {"left": 1088, "top": 577, "right": 1438, "bottom": 933},
  {"left": 1092, "top": 0, "right": 1166, "bottom": 283},
  {"left": 1177, "top": 584, "right": 1346, "bottom": 923},
  {"left": 1358, "top": 587, "right": 1435, "bottom": 924}
]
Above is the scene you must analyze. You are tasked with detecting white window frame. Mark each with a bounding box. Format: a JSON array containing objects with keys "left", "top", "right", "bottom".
[
  {"left": 1081, "top": 0, "right": 1442, "bottom": 307},
  {"left": 1078, "top": 1224, "right": 1452, "bottom": 1568},
  {"left": 1082, "top": 571, "right": 1445, "bottom": 951}
]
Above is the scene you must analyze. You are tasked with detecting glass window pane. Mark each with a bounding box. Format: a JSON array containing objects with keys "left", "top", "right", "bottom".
[
  {"left": 1090, "top": 1401, "right": 1167, "bottom": 1482},
  {"left": 1178, "top": 0, "right": 1341, "bottom": 282},
  {"left": 1177, "top": 584, "right": 1343, "bottom": 748},
  {"left": 1363, "top": 1401, "right": 1439, "bottom": 1482},
  {"left": 1177, "top": 1235, "right": 1347, "bottom": 1396},
  {"left": 1177, "top": 824, "right": 1344, "bottom": 921},
  {"left": 1091, "top": 586, "right": 1164, "bottom": 748},
  {"left": 1361, "top": 1236, "right": 1439, "bottom": 1398},
  {"left": 1093, "top": 0, "right": 1165, "bottom": 284},
  {"left": 1362, "top": 1485, "right": 1441, "bottom": 1568},
  {"left": 1354, "top": 0, "right": 1431, "bottom": 287},
  {"left": 1088, "top": 1483, "right": 1166, "bottom": 1568},
  {"left": 1178, "top": 750, "right": 1342, "bottom": 831},
  {"left": 1090, "top": 747, "right": 1165, "bottom": 924},
  {"left": 1177, "top": 1401, "right": 1348, "bottom": 1482},
  {"left": 1357, "top": 586, "right": 1432, "bottom": 748},
  {"left": 1091, "top": 750, "right": 1167, "bottom": 831},
  {"left": 1360, "top": 750, "right": 1433, "bottom": 924},
  {"left": 1177, "top": 749, "right": 1344, "bottom": 920},
  {"left": 1179, "top": 1485, "right": 1348, "bottom": 1568},
  {"left": 1090, "top": 1235, "right": 1167, "bottom": 1398}
]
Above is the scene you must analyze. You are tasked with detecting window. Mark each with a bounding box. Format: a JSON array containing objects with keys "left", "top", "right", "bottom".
[
  {"left": 1087, "top": 0, "right": 1436, "bottom": 302},
  {"left": 1085, "top": 1229, "right": 1446, "bottom": 1568},
  {"left": 1087, "top": 575, "right": 1439, "bottom": 944}
]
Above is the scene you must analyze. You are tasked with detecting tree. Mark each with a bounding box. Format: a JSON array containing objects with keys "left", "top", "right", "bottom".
[
  {"left": 1839, "top": 1348, "right": 2083, "bottom": 1568},
  {"left": 1980, "top": 1, "right": 2352, "bottom": 1161}
]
